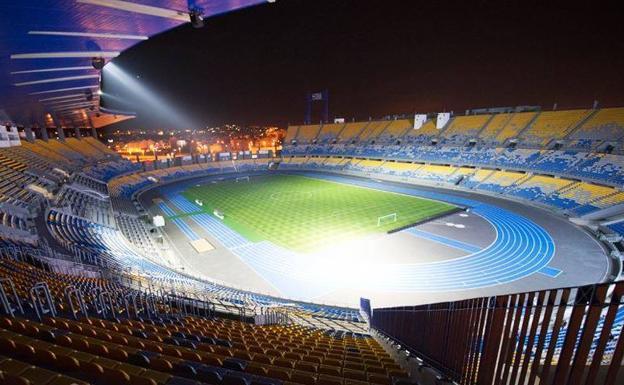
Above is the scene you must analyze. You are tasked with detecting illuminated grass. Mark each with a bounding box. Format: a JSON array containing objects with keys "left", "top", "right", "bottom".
[{"left": 182, "top": 174, "right": 455, "bottom": 252}]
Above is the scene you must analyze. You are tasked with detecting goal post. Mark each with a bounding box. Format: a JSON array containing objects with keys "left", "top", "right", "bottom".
[
  {"left": 377, "top": 213, "right": 397, "bottom": 226},
  {"left": 235, "top": 176, "right": 250, "bottom": 183}
]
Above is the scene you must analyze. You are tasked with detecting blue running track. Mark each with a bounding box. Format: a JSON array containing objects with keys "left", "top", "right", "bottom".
[{"left": 156, "top": 172, "right": 558, "bottom": 299}]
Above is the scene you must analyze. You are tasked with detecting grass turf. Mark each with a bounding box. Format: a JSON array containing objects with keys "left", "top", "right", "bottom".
[{"left": 181, "top": 174, "right": 456, "bottom": 252}]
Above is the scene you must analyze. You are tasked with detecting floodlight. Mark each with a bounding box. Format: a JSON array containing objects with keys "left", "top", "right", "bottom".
[
  {"left": 91, "top": 57, "right": 105, "bottom": 70},
  {"left": 190, "top": 10, "right": 204, "bottom": 28}
]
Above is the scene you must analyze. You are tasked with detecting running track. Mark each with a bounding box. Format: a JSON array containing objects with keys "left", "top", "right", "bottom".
[{"left": 157, "top": 172, "right": 557, "bottom": 299}]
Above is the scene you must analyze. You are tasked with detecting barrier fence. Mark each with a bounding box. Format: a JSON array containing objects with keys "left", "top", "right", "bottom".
[{"left": 371, "top": 281, "right": 624, "bottom": 385}]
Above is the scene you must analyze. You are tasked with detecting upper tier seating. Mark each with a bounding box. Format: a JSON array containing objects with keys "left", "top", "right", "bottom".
[
  {"left": 477, "top": 113, "right": 514, "bottom": 143},
  {"left": 284, "top": 126, "right": 299, "bottom": 143},
  {"left": 493, "top": 112, "right": 537, "bottom": 144},
  {"left": 83, "top": 160, "right": 142, "bottom": 182},
  {"left": 520, "top": 109, "right": 591, "bottom": 146},
  {"left": 403, "top": 120, "right": 438, "bottom": 145},
  {"left": 441, "top": 114, "right": 491, "bottom": 144},
  {"left": 64, "top": 138, "right": 108, "bottom": 161},
  {"left": 283, "top": 108, "right": 624, "bottom": 194},
  {"left": 316, "top": 124, "right": 345, "bottom": 144},
  {"left": 21, "top": 140, "right": 74, "bottom": 167},
  {"left": 280, "top": 150, "right": 624, "bottom": 217},
  {"left": 569, "top": 107, "right": 624, "bottom": 145},
  {"left": 55, "top": 185, "right": 113, "bottom": 226},
  {"left": 295, "top": 125, "right": 322, "bottom": 144},
  {"left": 376, "top": 119, "right": 411, "bottom": 144},
  {"left": 337, "top": 122, "right": 369, "bottom": 143},
  {"left": 356, "top": 121, "right": 390, "bottom": 143},
  {"left": 83, "top": 137, "right": 118, "bottom": 156}
]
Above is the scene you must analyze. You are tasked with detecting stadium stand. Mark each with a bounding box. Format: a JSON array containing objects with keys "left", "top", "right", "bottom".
[
  {"left": 316, "top": 123, "right": 345, "bottom": 143},
  {"left": 356, "top": 121, "right": 390, "bottom": 143},
  {"left": 507, "top": 175, "right": 573, "bottom": 201},
  {"left": 402, "top": 119, "right": 438, "bottom": 144},
  {"left": 284, "top": 126, "right": 299, "bottom": 144},
  {"left": 520, "top": 109, "right": 592, "bottom": 146},
  {"left": 477, "top": 113, "right": 514, "bottom": 143},
  {"left": 569, "top": 107, "right": 624, "bottom": 147},
  {"left": 0, "top": 109, "right": 623, "bottom": 385},
  {"left": 295, "top": 125, "right": 322, "bottom": 144},
  {"left": 282, "top": 107, "right": 624, "bottom": 217},
  {"left": 440, "top": 114, "right": 491, "bottom": 144},
  {"left": 493, "top": 111, "right": 537, "bottom": 144},
  {"left": 337, "top": 122, "right": 369, "bottom": 144},
  {"left": 376, "top": 119, "right": 412, "bottom": 144},
  {"left": 474, "top": 170, "right": 529, "bottom": 194}
]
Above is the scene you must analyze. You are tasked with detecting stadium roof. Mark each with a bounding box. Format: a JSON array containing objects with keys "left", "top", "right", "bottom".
[{"left": 0, "top": 0, "right": 267, "bottom": 128}]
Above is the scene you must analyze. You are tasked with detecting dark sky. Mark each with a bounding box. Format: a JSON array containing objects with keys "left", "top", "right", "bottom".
[{"left": 103, "top": 0, "right": 624, "bottom": 131}]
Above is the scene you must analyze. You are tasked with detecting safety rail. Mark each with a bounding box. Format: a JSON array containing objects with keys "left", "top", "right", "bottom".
[
  {"left": 64, "top": 285, "right": 88, "bottom": 320},
  {"left": 30, "top": 282, "right": 57, "bottom": 321},
  {"left": 0, "top": 278, "right": 23, "bottom": 317},
  {"left": 371, "top": 280, "right": 624, "bottom": 385}
]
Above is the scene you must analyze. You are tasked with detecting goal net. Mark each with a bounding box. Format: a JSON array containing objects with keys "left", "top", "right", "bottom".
[
  {"left": 377, "top": 213, "right": 397, "bottom": 226},
  {"left": 236, "top": 176, "right": 250, "bottom": 183}
]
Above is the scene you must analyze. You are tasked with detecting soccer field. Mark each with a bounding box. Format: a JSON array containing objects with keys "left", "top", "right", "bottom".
[{"left": 181, "top": 174, "right": 456, "bottom": 252}]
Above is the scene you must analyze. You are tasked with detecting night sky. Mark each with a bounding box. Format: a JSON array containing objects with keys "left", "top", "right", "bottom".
[{"left": 103, "top": 0, "right": 624, "bottom": 130}]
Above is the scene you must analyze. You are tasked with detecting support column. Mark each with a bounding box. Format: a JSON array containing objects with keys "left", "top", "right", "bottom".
[
  {"left": 91, "top": 126, "right": 98, "bottom": 139},
  {"left": 74, "top": 126, "right": 81, "bottom": 139},
  {"left": 24, "top": 126, "right": 35, "bottom": 142},
  {"left": 40, "top": 126, "right": 49, "bottom": 141},
  {"left": 53, "top": 114, "right": 65, "bottom": 141},
  {"left": 57, "top": 126, "right": 66, "bottom": 141}
]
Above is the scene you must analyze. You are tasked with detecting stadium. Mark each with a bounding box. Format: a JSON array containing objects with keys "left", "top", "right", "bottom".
[{"left": 0, "top": 1, "right": 623, "bottom": 385}]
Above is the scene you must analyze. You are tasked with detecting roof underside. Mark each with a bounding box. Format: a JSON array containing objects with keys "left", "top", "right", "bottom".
[{"left": 0, "top": 0, "right": 266, "bottom": 128}]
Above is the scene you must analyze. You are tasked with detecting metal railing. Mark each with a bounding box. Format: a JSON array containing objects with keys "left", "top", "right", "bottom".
[{"left": 371, "top": 281, "right": 624, "bottom": 385}]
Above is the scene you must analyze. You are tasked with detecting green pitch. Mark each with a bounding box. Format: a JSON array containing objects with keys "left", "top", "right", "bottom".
[{"left": 181, "top": 174, "right": 456, "bottom": 252}]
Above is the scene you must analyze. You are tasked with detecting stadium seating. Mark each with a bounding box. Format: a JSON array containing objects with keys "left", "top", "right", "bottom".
[
  {"left": 520, "top": 109, "right": 591, "bottom": 146},
  {"left": 474, "top": 171, "right": 529, "bottom": 194},
  {"left": 295, "top": 125, "right": 322, "bottom": 144},
  {"left": 440, "top": 114, "right": 491, "bottom": 144},
  {"left": 316, "top": 123, "right": 345, "bottom": 143},
  {"left": 356, "top": 121, "right": 390, "bottom": 143},
  {"left": 1, "top": 108, "right": 624, "bottom": 359},
  {"left": 376, "top": 119, "right": 411, "bottom": 144},
  {"left": 282, "top": 107, "right": 624, "bottom": 216},
  {"left": 541, "top": 182, "right": 616, "bottom": 211},
  {"left": 402, "top": 119, "right": 438, "bottom": 144},
  {"left": 0, "top": 254, "right": 390, "bottom": 382},
  {"left": 608, "top": 221, "right": 624, "bottom": 236},
  {"left": 493, "top": 111, "right": 537, "bottom": 144},
  {"left": 337, "top": 122, "right": 369, "bottom": 143},
  {"left": 378, "top": 161, "right": 421, "bottom": 178},
  {"left": 508, "top": 175, "right": 574, "bottom": 201},
  {"left": 0, "top": 310, "right": 398, "bottom": 385},
  {"left": 477, "top": 113, "right": 514, "bottom": 143},
  {"left": 569, "top": 107, "right": 624, "bottom": 146},
  {"left": 411, "top": 164, "right": 458, "bottom": 183},
  {"left": 570, "top": 153, "right": 624, "bottom": 185},
  {"left": 284, "top": 125, "right": 299, "bottom": 144}
]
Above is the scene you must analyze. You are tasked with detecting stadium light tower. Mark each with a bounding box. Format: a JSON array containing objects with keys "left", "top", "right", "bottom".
[{"left": 189, "top": 9, "right": 204, "bottom": 28}]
